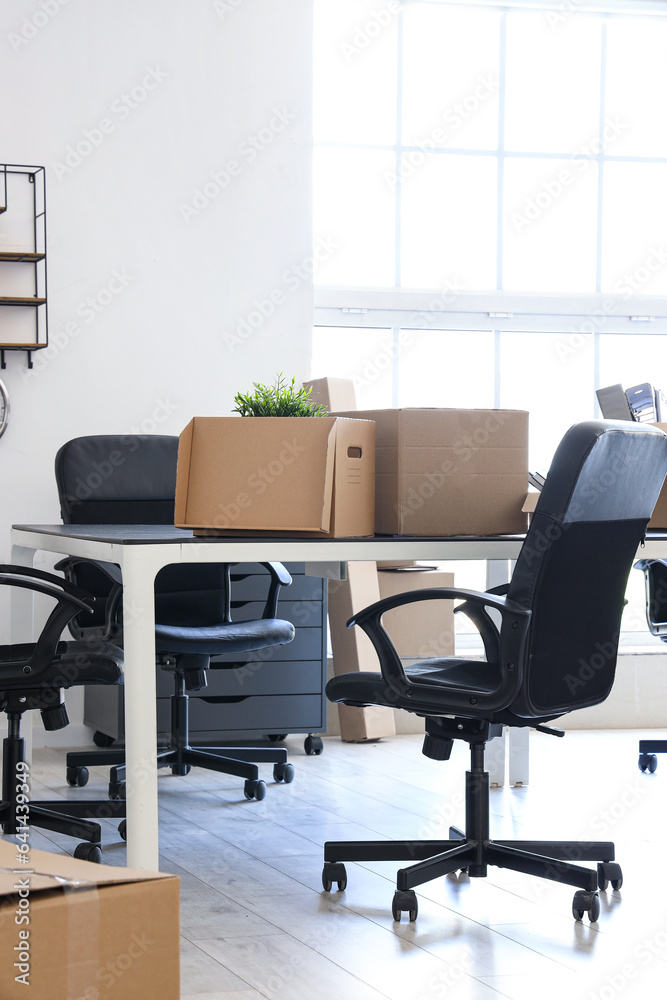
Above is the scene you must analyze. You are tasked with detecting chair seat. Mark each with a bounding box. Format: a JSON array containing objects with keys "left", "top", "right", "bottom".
[
  {"left": 326, "top": 657, "right": 501, "bottom": 707},
  {"left": 154, "top": 617, "right": 295, "bottom": 655}
]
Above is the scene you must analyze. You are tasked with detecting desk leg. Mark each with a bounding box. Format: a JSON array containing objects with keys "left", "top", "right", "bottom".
[{"left": 121, "top": 550, "right": 160, "bottom": 871}]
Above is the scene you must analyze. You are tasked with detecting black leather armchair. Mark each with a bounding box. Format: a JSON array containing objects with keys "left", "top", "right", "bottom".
[
  {"left": 55, "top": 434, "right": 297, "bottom": 802},
  {"left": 324, "top": 420, "right": 667, "bottom": 923},
  {"left": 0, "top": 565, "right": 124, "bottom": 861},
  {"left": 633, "top": 557, "right": 667, "bottom": 772}
]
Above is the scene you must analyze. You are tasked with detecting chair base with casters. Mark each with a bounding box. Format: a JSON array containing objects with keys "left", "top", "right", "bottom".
[
  {"left": 66, "top": 665, "right": 295, "bottom": 803},
  {"left": 323, "top": 718, "right": 621, "bottom": 922},
  {"left": 638, "top": 739, "right": 667, "bottom": 773}
]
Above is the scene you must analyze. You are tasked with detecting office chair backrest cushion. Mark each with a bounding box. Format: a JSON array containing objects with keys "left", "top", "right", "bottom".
[
  {"left": 507, "top": 420, "right": 667, "bottom": 719},
  {"left": 637, "top": 559, "right": 667, "bottom": 638},
  {"left": 55, "top": 435, "right": 230, "bottom": 627},
  {"left": 55, "top": 434, "right": 179, "bottom": 525}
]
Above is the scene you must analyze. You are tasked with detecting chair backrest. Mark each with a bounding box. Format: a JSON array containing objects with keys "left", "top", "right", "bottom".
[
  {"left": 635, "top": 558, "right": 667, "bottom": 640},
  {"left": 506, "top": 420, "right": 667, "bottom": 720},
  {"left": 55, "top": 435, "right": 230, "bottom": 628}
]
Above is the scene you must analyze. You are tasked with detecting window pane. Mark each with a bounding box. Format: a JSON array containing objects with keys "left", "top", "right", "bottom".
[
  {"left": 600, "top": 163, "right": 667, "bottom": 295},
  {"left": 401, "top": 4, "right": 500, "bottom": 150},
  {"left": 499, "top": 331, "right": 595, "bottom": 470},
  {"left": 503, "top": 157, "right": 598, "bottom": 292},
  {"left": 401, "top": 154, "right": 497, "bottom": 290},
  {"left": 605, "top": 16, "right": 667, "bottom": 159},
  {"left": 311, "top": 327, "right": 394, "bottom": 408},
  {"left": 397, "top": 330, "right": 495, "bottom": 408},
  {"left": 504, "top": 11, "right": 602, "bottom": 154},
  {"left": 313, "top": 0, "right": 398, "bottom": 146},
  {"left": 314, "top": 147, "right": 396, "bottom": 287},
  {"left": 599, "top": 334, "right": 667, "bottom": 397}
]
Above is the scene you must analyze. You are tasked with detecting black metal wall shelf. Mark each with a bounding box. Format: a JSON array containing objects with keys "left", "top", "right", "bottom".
[{"left": 0, "top": 164, "right": 48, "bottom": 368}]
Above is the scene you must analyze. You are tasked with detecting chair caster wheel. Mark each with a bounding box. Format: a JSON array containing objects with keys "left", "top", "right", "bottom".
[
  {"left": 66, "top": 766, "right": 89, "bottom": 787},
  {"left": 322, "top": 862, "right": 347, "bottom": 891},
  {"left": 118, "top": 820, "right": 127, "bottom": 842},
  {"left": 108, "top": 780, "right": 126, "bottom": 800},
  {"left": 572, "top": 890, "right": 600, "bottom": 921},
  {"left": 74, "top": 842, "right": 102, "bottom": 864},
  {"left": 597, "top": 862, "right": 623, "bottom": 891},
  {"left": 93, "top": 730, "right": 115, "bottom": 748},
  {"left": 273, "top": 762, "right": 295, "bottom": 783},
  {"left": 244, "top": 779, "right": 266, "bottom": 801},
  {"left": 639, "top": 752, "right": 658, "bottom": 773},
  {"left": 392, "top": 890, "right": 418, "bottom": 922},
  {"left": 171, "top": 764, "right": 191, "bottom": 776},
  {"left": 304, "top": 735, "right": 323, "bottom": 755},
  {"left": 268, "top": 734, "right": 287, "bottom": 742}
]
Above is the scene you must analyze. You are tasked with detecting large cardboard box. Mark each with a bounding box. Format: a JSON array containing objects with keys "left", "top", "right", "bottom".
[
  {"left": 327, "top": 562, "right": 396, "bottom": 741},
  {"left": 175, "top": 416, "right": 375, "bottom": 537},
  {"left": 333, "top": 408, "right": 529, "bottom": 536},
  {"left": 303, "top": 377, "right": 357, "bottom": 411},
  {"left": 0, "top": 842, "right": 179, "bottom": 999},
  {"left": 377, "top": 568, "right": 455, "bottom": 658}
]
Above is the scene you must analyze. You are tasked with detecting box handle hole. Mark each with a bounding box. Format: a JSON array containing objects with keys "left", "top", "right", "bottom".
[{"left": 348, "top": 446, "right": 362, "bottom": 459}]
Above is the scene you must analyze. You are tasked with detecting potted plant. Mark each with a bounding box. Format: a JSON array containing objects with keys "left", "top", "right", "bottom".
[{"left": 232, "top": 374, "right": 328, "bottom": 417}]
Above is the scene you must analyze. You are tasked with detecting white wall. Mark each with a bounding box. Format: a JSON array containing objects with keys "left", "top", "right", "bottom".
[{"left": 0, "top": 0, "right": 313, "bottom": 742}]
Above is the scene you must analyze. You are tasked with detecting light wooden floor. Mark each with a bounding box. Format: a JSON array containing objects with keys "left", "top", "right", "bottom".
[{"left": 18, "top": 728, "right": 667, "bottom": 1000}]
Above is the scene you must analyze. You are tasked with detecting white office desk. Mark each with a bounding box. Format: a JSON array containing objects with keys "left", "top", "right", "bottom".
[{"left": 12, "top": 524, "right": 667, "bottom": 871}]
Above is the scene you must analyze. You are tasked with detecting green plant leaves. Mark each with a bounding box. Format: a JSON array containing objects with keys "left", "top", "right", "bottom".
[{"left": 232, "top": 374, "right": 329, "bottom": 417}]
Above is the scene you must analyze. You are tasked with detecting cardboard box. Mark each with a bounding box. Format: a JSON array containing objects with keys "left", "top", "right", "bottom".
[
  {"left": 333, "top": 408, "right": 529, "bottom": 536},
  {"left": 303, "top": 377, "right": 357, "bottom": 412},
  {"left": 0, "top": 842, "right": 179, "bottom": 1000},
  {"left": 175, "top": 416, "right": 375, "bottom": 537},
  {"left": 377, "top": 568, "right": 455, "bottom": 658},
  {"left": 327, "top": 562, "right": 396, "bottom": 741}
]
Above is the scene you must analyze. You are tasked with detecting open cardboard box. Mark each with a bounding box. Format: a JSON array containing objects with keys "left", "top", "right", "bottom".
[
  {"left": 175, "top": 415, "right": 375, "bottom": 537},
  {"left": 0, "top": 842, "right": 179, "bottom": 999},
  {"left": 332, "top": 407, "right": 529, "bottom": 536}
]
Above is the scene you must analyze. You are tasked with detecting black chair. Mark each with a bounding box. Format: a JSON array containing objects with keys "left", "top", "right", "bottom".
[
  {"left": 55, "top": 434, "right": 297, "bottom": 803},
  {"left": 0, "top": 565, "right": 124, "bottom": 861},
  {"left": 633, "top": 557, "right": 667, "bottom": 773},
  {"left": 323, "top": 420, "right": 667, "bottom": 923}
]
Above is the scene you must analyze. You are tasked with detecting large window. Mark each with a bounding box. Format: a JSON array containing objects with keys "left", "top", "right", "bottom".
[{"left": 313, "top": 0, "right": 667, "bottom": 642}]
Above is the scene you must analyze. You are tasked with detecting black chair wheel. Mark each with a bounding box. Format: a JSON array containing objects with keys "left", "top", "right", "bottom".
[
  {"left": 392, "top": 889, "right": 418, "bottom": 922},
  {"left": 273, "top": 762, "right": 295, "bottom": 783},
  {"left": 74, "top": 842, "right": 102, "bottom": 864},
  {"left": 118, "top": 820, "right": 127, "bottom": 842},
  {"left": 597, "top": 862, "right": 623, "bottom": 891},
  {"left": 639, "top": 753, "right": 658, "bottom": 773},
  {"left": 572, "top": 890, "right": 600, "bottom": 922},
  {"left": 93, "top": 730, "right": 115, "bottom": 748},
  {"left": 244, "top": 779, "right": 266, "bottom": 801},
  {"left": 268, "top": 734, "right": 287, "bottom": 742},
  {"left": 108, "top": 780, "right": 126, "bottom": 801},
  {"left": 322, "top": 862, "right": 347, "bottom": 891},
  {"left": 171, "top": 763, "right": 191, "bottom": 776},
  {"left": 305, "top": 735, "right": 323, "bottom": 756},
  {"left": 66, "top": 765, "right": 89, "bottom": 787}
]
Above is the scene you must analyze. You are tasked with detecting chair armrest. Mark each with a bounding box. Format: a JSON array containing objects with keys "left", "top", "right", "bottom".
[
  {"left": 348, "top": 586, "right": 531, "bottom": 714},
  {"left": 55, "top": 557, "right": 123, "bottom": 641},
  {"left": 258, "top": 562, "right": 292, "bottom": 618},
  {"left": 0, "top": 565, "right": 94, "bottom": 675}
]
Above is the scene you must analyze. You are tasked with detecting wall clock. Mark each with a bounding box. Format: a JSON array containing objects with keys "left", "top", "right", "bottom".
[{"left": 0, "top": 379, "right": 8, "bottom": 438}]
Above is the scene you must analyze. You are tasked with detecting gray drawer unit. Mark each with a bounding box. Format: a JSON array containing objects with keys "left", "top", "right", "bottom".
[{"left": 83, "top": 563, "right": 327, "bottom": 748}]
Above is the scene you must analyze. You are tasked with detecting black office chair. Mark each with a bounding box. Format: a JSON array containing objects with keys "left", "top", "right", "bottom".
[
  {"left": 633, "top": 557, "right": 667, "bottom": 773},
  {"left": 0, "top": 565, "right": 124, "bottom": 861},
  {"left": 54, "top": 434, "right": 297, "bottom": 803},
  {"left": 323, "top": 420, "right": 667, "bottom": 923}
]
